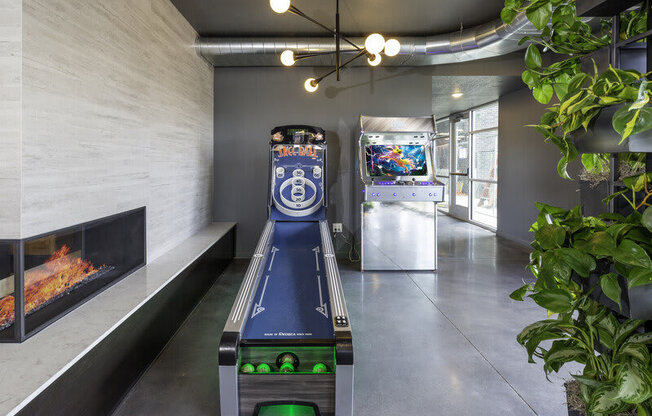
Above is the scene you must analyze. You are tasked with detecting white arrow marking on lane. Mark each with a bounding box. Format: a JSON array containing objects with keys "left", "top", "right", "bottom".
[
  {"left": 268, "top": 247, "right": 279, "bottom": 271},
  {"left": 312, "top": 246, "right": 320, "bottom": 271},
  {"left": 251, "top": 275, "right": 270, "bottom": 318},
  {"left": 315, "top": 274, "right": 328, "bottom": 318}
]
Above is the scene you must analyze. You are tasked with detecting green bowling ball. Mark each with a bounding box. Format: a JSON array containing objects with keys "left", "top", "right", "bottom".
[
  {"left": 256, "top": 363, "right": 272, "bottom": 373},
  {"left": 312, "top": 363, "right": 328, "bottom": 373},
  {"left": 279, "top": 363, "right": 295, "bottom": 373},
  {"left": 240, "top": 363, "right": 255, "bottom": 373}
]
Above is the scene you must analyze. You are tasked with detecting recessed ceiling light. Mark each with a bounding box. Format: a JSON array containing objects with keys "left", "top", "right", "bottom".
[{"left": 452, "top": 92, "right": 464, "bottom": 98}]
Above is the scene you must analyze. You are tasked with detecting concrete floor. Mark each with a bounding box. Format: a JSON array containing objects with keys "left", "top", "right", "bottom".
[{"left": 113, "top": 215, "right": 575, "bottom": 416}]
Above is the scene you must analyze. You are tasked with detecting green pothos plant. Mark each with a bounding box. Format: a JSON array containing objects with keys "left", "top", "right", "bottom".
[
  {"left": 502, "top": 2, "right": 652, "bottom": 414},
  {"left": 510, "top": 172, "right": 652, "bottom": 415},
  {"left": 502, "top": 0, "right": 652, "bottom": 179}
]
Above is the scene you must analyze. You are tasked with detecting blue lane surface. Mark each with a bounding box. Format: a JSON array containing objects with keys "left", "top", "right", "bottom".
[{"left": 242, "top": 221, "right": 334, "bottom": 341}]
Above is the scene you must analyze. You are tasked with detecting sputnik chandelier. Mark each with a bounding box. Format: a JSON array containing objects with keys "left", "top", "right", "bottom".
[{"left": 269, "top": 0, "right": 401, "bottom": 92}]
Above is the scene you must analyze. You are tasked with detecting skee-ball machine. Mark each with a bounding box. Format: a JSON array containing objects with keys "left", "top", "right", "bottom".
[
  {"left": 219, "top": 126, "right": 353, "bottom": 416},
  {"left": 358, "top": 116, "right": 445, "bottom": 271}
]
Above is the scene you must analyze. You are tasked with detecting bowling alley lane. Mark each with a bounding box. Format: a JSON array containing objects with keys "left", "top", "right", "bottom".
[{"left": 113, "top": 215, "right": 575, "bottom": 416}]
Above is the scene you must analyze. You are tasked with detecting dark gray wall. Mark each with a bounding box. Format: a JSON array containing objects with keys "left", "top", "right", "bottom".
[
  {"left": 213, "top": 67, "right": 433, "bottom": 257},
  {"left": 497, "top": 87, "right": 580, "bottom": 245},
  {"left": 212, "top": 54, "right": 568, "bottom": 256}
]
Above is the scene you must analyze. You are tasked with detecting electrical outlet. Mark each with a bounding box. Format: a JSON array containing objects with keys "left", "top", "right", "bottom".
[{"left": 333, "top": 223, "right": 343, "bottom": 233}]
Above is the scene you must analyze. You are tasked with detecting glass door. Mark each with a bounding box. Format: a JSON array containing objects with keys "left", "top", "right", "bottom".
[
  {"left": 449, "top": 115, "right": 470, "bottom": 220},
  {"left": 470, "top": 103, "right": 498, "bottom": 229}
]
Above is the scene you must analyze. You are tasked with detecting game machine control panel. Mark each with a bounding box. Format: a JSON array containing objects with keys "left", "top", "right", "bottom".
[{"left": 358, "top": 116, "right": 445, "bottom": 271}]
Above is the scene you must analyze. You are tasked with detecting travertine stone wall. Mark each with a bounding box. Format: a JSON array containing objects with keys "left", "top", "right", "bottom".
[
  {"left": 0, "top": 0, "right": 22, "bottom": 238},
  {"left": 4, "top": 0, "right": 214, "bottom": 260}
]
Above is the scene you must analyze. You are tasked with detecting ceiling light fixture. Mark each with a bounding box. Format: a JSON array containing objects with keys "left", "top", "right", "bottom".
[
  {"left": 452, "top": 92, "right": 464, "bottom": 98},
  {"left": 367, "top": 53, "right": 382, "bottom": 66},
  {"left": 280, "top": 50, "right": 296, "bottom": 66},
  {"left": 270, "top": 0, "right": 400, "bottom": 92}
]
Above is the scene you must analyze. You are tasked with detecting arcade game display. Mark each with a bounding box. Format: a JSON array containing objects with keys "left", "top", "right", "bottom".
[
  {"left": 219, "top": 126, "right": 353, "bottom": 416},
  {"left": 358, "top": 116, "right": 445, "bottom": 271}
]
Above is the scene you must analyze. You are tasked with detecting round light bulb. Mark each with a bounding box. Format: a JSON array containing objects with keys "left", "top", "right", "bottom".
[
  {"left": 364, "top": 33, "right": 385, "bottom": 54},
  {"left": 367, "top": 53, "right": 382, "bottom": 66},
  {"left": 270, "top": 0, "right": 291, "bottom": 13},
  {"left": 384, "top": 39, "right": 401, "bottom": 57},
  {"left": 280, "top": 50, "right": 295, "bottom": 66},
  {"left": 304, "top": 78, "right": 319, "bottom": 93}
]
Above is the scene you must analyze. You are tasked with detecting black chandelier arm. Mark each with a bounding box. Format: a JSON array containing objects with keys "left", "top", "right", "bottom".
[
  {"left": 294, "top": 49, "right": 364, "bottom": 62},
  {"left": 314, "top": 49, "right": 367, "bottom": 84},
  {"left": 288, "top": 5, "right": 362, "bottom": 51}
]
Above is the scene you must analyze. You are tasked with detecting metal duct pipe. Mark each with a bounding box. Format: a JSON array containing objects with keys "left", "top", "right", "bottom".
[{"left": 197, "top": 12, "right": 538, "bottom": 67}]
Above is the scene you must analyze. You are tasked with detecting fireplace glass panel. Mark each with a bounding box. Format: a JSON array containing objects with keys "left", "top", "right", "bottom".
[
  {"left": 0, "top": 242, "right": 15, "bottom": 339},
  {"left": 22, "top": 208, "right": 146, "bottom": 336}
]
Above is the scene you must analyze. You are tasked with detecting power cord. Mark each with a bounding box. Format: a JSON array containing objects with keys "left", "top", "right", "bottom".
[{"left": 333, "top": 229, "right": 361, "bottom": 263}]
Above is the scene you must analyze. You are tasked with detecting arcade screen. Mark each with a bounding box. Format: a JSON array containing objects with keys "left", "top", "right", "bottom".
[{"left": 365, "top": 145, "right": 428, "bottom": 177}]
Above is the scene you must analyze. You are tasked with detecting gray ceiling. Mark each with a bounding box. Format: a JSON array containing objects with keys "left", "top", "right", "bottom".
[
  {"left": 170, "top": 0, "right": 506, "bottom": 37},
  {"left": 432, "top": 76, "right": 524, "bottom": 118}
]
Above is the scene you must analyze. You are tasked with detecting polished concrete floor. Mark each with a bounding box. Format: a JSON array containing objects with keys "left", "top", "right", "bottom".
[{"left": 113, "top": 215, "right": 575, "bottom": 416}]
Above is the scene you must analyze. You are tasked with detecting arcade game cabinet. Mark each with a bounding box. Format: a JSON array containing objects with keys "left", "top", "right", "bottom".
[
  {"left": 358, "top": 116, "right": 445, "bottom": 271},
  {"left": 219, "top": 126, "right": 353, "bottom": 416}
]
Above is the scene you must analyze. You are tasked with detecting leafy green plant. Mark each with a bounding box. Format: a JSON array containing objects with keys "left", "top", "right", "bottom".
[
  {"left": 532, "top": 64, "right": 652, "bottom": 178},
  {"left": 502, "top": 0, "right": 652, "bottom": 179},
  {"left": 510, "top": 171, "right": 652, "bottom": 415},
  {"left": 503, "top": 2, "right": 652, "bottom": 413},
  {"left": 515, "top": 305, "right": 652, "bottom": 415},
  {"left": 512, "top": 204, "right": 652, "bottom": 414}
]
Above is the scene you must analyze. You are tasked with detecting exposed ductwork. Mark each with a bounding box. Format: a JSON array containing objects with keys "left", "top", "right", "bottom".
[{"left": 197, "top": 12, "right": 539, "bottom": 67}]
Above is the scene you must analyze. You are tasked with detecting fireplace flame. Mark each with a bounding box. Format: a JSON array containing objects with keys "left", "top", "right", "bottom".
[{"left": 0, "top": 245, "right": 106, "bottom": 329}]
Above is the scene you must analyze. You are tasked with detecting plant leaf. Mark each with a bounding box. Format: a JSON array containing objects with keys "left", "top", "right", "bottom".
[
  {"left": 522, "top": 69, "right": 541, "bottom": 87},
  {"left": 626, "top": 333, "right": 652, "bottom": 345},
  {"left": 510, "top": 283, "right": 530, "bottom": 301},
  {"left": 516, "top": 319, "right": 562, "bottom": 345},
  {"left": 615, "top": 319, "right": 646, "bottom": 347},
  {"left": 614, "top": 239, "right": 652, "bottom": 269},
  {"left": 615, "top": 360, "right": 652, "bottom": 404},
  {"left": 534, "top": 224, "right": 566, "bottom": 249},
  {"left": 573, "top": 231, "right": 616, "bottom": 257},
  {"left": 617, "top": 343, "right": 650, "bottom": 365},
  {"left": 529, "top": 289, "right": 574, "bottom": 313},
  {"left": 533, "top": 83, "right": 554, "bottom": 104},
  {"left": 623, "top": 172, "right": 652, "bottom": 193},
  {"left": 543, "top": 341, "right": 587, "bottom": 373},
  {"left": 599, "top": 273, "right": 622, "bottom": 311},
  {"left": 526, "top": 0, "right": 553, "bottom": 30},
  {"left": 572, "top": 374, "right": 604, "bottom": 389},
  {"left": 642, "top": 207, "right": 652, "bottom": 233},
  {"left": 556, "top": 247, "right": 596, "bottom": 277},
  {"left": 525, "top": 44, "right": 543, "bottom": 69},
  {"left": 589, "top": 384, "right": 630, "bottom": 414},
  {"left": 613, "top": 105, "right": 652, "bottom": 143},
  {"left": 501, "top": 7, "right": 519, "bottom": 24},
  {"left": 628, "top": 267, "right": 652, "bottom": 288}
]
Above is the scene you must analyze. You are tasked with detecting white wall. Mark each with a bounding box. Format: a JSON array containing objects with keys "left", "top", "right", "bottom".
[
  {"left": 0, "top": 0, "right": 22, "bottom": 239},
  {"left": 3, "top": 0, "right": 214, "bottom": 260}
]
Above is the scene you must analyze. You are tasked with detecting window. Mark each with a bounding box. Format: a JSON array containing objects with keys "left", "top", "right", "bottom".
[{"left": 434, "top": 118, "right": 450, "bottom": 211}]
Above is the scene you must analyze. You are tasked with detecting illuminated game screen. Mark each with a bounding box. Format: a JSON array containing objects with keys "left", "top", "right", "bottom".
[{"left": 365, "top": 145, "right": 428, "bottom": 177}]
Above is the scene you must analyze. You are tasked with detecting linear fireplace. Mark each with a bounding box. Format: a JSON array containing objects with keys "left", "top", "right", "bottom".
[{"left": 0, "top": 207, "right": 146, "bottom": 342}]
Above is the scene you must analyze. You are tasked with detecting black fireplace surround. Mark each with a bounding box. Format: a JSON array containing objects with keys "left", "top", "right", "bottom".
[{"left": 0, "top": 207, "right": 146, "bottom": 342}]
